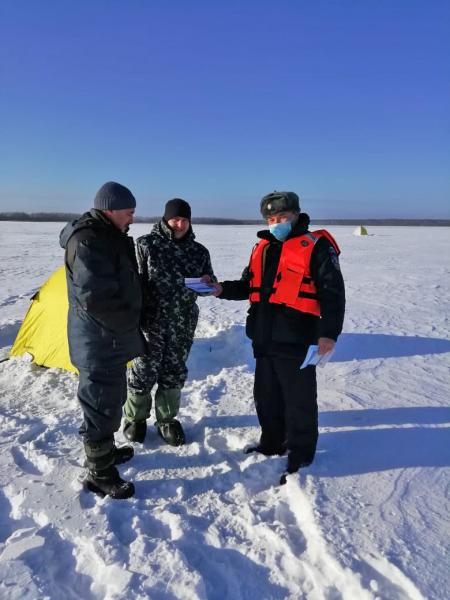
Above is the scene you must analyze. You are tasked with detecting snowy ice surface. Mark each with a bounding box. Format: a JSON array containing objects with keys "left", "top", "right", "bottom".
[{"left": 0, "top": 221, "right": 449, "bottom": 600}]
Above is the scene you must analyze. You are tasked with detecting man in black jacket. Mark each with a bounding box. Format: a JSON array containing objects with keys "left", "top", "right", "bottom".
[
  {"left": 210, "top": 191, "right": 345, "bottom": 483},
  {"left": 60, "top": 182, "right": 144, "bottom": 499}
]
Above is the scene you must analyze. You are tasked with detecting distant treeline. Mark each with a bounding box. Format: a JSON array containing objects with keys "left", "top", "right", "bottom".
[
  {"left": 0, "top": 212, "right": 449, "bottom": 226},
  {"left": 0, "top": 212, "right": 261, "bottom": 224}
]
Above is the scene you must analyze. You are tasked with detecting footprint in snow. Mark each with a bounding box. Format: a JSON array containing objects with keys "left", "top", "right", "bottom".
[{"left": 11, "top": 446, "right": 43, "bottom": 476}]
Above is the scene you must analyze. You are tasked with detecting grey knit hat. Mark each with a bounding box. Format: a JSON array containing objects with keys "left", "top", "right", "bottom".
[
  {"left": 93, "top": 181, "right": 136, "bottom": 210},
  {"left": 260, "top": 191, "right": 300, "bottom": 218}
]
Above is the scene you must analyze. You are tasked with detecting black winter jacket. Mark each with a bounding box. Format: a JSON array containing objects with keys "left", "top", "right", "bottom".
[
  {"left": 59, "top": 209, "right": 144, "bottom": 369},
  {"left": 219, "top": 218, "right": 345, "bottom": 358}
]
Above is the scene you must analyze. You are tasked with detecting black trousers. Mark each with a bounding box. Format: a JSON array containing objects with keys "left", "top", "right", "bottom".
[
  {"left": 253, "top": 357, "right": 318, "bottom": 463},
  {"left": 77, "top": 365, "right": 127, "bottom": 444}
]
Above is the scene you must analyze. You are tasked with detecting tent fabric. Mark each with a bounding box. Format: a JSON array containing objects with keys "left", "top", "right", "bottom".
[
  {"left": 353, "top": 225, "right": 368, "bottom": 236},
  {"left": 10, "top": 266, "right": 78, "bottom": 373}
]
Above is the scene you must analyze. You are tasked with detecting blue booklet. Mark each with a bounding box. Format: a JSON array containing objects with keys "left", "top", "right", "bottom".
[
  {"left": 300, "top": 345, "right": 335, "bottom": 369},
  {"left": 184, "top": 278, "right": 216, "bottom": 294}
]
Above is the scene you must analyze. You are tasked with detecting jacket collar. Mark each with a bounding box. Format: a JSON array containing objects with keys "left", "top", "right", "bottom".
[
  {"left": 59, "top": 209, "right": 127, "bottom": 249},
  {"left": 153, "top": 218, "right": 195, "bottom": 243}
]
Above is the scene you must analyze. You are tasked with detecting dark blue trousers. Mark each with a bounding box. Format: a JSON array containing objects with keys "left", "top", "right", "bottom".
[
  {"left": 254, "top": 357, "right": 318, "bottom": 464},
  {"left": 77, "top": 365, "right": 127, "bottom": 444}
]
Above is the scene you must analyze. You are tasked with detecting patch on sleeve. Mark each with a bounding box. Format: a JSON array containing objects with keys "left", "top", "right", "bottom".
[{"left": 329, "top": 247, "right": 341, "bottom": 270}]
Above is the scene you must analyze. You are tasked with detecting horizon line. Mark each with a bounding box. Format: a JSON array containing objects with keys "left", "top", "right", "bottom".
[{"left": 0, "top": 212, "right": 449, "bottom": 226}]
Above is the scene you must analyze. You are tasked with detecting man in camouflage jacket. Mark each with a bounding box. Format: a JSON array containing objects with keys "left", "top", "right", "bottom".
[{"left": 123, "top": 198, "right": 216, "bottom": 445}]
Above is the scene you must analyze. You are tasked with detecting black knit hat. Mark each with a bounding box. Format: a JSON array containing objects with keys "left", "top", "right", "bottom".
[
  {"left": 93, "top": 181, "right": 136, "bottom": 210},
  {"left": 164, "top": 198, "right": 191, "bottom": 221},
  {"left": 260, "top": 191, "right": 300, "bottom": 218}
]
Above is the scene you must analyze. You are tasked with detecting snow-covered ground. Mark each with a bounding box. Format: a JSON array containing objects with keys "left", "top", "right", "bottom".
[{"left": 0, "top": 221, "right": 449, "bottom": 600}]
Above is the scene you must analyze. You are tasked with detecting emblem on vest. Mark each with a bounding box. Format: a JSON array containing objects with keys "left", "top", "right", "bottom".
[{"left": 301, "top": 240, "right": 309, "bottom": 247}]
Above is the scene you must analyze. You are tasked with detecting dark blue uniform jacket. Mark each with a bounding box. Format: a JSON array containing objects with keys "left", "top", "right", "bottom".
[{"left": 59, "top": 210, "right": 144, "bottom": 370}]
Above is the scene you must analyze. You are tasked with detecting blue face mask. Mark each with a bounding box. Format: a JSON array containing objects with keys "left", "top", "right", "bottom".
[{"left": 269, "top": 221, "right": 292, "bottom": 241}]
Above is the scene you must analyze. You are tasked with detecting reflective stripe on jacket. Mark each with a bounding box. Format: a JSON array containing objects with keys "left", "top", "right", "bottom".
[{"left": 248, "top": 229, "right": 340, "bottom": 316}]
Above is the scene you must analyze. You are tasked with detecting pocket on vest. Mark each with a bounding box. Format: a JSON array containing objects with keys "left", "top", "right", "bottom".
[{"left": 274, "top": 268, "right": 303, "bottom": 305}]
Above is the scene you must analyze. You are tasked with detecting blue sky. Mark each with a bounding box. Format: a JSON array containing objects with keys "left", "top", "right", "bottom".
[{"left": 0, "top": 1, "right": 449, "bottom": 218}]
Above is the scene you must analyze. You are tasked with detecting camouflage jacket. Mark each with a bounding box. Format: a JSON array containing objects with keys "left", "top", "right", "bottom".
[{"left": 136, "top": 219, "right": 216, "bottom": 331}]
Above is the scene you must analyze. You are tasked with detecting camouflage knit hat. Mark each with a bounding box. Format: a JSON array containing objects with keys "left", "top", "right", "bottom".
[{"left": 260, "top": 191, "right": 300, "bottom": 218}]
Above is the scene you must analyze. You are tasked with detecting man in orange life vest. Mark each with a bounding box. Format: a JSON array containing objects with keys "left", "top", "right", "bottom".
[{"left": 209, "top": 191, "right": 345, "bottom": 483}]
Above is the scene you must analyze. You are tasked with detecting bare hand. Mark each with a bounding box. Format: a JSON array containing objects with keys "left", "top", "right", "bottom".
[
  {"left": 210, "top": 283, "right": 223, "bottom": 297},
  {"left": 200, "top": 274, "right": 222, "bottom": 296},
  {"left": 318, "top": 337, "right": 335, "bottom": 355}
]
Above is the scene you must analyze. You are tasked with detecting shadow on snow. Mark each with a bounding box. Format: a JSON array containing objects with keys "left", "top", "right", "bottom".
[
  {"left": 0, "top": 320, "right": 21, "bottom": 350},
  {"left": 188, "top": 326, "right": 450, "bottom": 381},
  {"left": 334, "top": 332, "right": 450, "bottom": 362},
  {"left": 187, "top": 324, "right": 254, "bottom": 380},
  {"left": 131, "top": 406, "right": 450, "bottom": 490}
]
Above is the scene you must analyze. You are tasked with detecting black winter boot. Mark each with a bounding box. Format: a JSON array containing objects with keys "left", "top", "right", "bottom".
[
  {"left": 156, "top": 419, "right": 185, "bottom": 446},
  {"left": 114, "top": 445, "right": 134, "bottom": 465},
  {"left": 123, "top": 420, "right": 147, "bottom": 443},
  {"left": 83, "top": 444, "right": 134, "bottom": 468},
  {"left": 279, "top": 453, "right": 314, "bottom": 485},
  {"left": 244, "top": 444, "right": 286, "bottom": 456},
  {"left": 85, "top": 465, "right": 135, "bottom": 499},
  {"left": 287, "top": 452, "right": 314, "bottom": 473}
]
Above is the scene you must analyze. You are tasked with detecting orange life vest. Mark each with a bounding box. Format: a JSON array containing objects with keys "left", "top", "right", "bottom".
[{"left": 248, "top": 230, "right": 340, "bottom": 316}]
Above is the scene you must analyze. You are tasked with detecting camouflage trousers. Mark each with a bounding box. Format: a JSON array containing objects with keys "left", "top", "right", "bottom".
[{"left": 124, "top": 306, "right": 198, "bottom": 423}]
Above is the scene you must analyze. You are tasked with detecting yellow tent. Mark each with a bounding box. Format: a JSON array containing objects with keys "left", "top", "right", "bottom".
[
  {"left": 353, "top": 225, "right": 368, "bottom": 236},
  {"left": 10, "top": 267, "right": 78, "bottom": 373}
]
